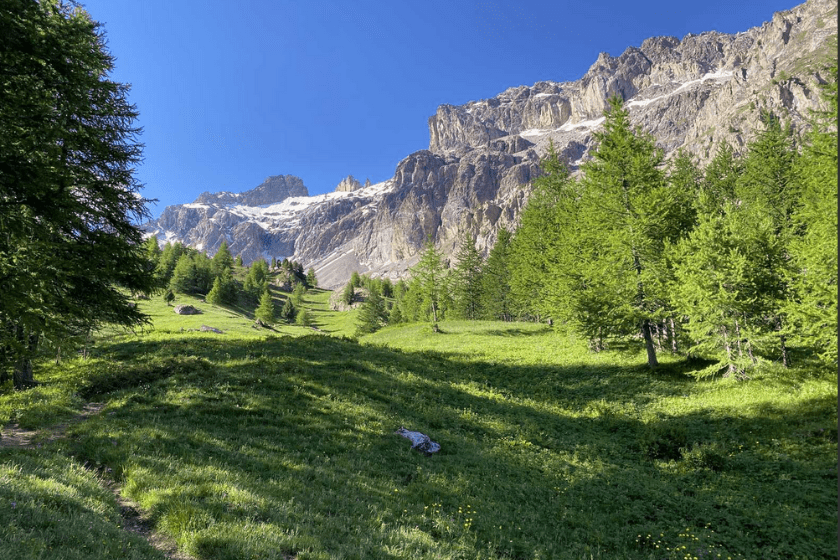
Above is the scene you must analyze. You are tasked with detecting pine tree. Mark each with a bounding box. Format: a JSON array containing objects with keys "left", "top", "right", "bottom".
[
  {"left": 341, "top": 282, "right": 355, "bottom": 306},
  {"left": 255, "top": 288, "right": 276, "bottom": 325},
  {"left": 169, "top": 252, "right": 213, "bottom": 295},
  {"left": 212, "top": 240, "right": 234, "bottom": 276},
  {"left": 411, "top": 239, "right": 447, "bottom": 324},
  {"left": 306, "top": 267, "right": 318, "bottom": 287},
  {"left": 295, "top": 308, "right": 313, "bottom": 327},
  {"left": 733, "top": 112, "right": 799, "bottom": 366},
  {"left": 571, "top": 96, "right": 672, "bottom": 366},
  {"left": 451, "top": 232, "right": 484, "bottom": 320},
  {"left": 355, "top": 285, "right": 388, "bottom": 335},
  {"left": 508, "top": 144, "right": 579, "bottom": 322},
  {"left": 0, "top": 1, "right": 157, "bottom": 387},
  {"left": 291, "top": 282, "right": 307, "bottom": 306},
  {"left": 280, "top": 298, "right": 296, "bottom": 323},
  {"left": 785, "top": 64, "right": 838, "bottom": 364},
  {"left": 481, "top": 229, "right": 514, "bottom": 321},
  {"left": 206, "top": 268, "right": 238, "bottom": 306}
]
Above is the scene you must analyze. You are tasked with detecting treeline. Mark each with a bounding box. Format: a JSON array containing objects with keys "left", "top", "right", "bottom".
[
  {"left": 146, "top": 240, "right": 317, "bottom": 327},
  {"left": 360, "top": 73, "right": 837, "bottom": 375}
]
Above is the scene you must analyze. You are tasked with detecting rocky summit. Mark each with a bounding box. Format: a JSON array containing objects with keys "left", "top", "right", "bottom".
[{"left": 144, "top": 0, "right": 837, "bottom": 289}]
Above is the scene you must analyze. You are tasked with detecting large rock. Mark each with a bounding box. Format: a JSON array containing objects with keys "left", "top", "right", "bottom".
[{"left": 174, "top": 304, "right": 200, "bottom": 315}]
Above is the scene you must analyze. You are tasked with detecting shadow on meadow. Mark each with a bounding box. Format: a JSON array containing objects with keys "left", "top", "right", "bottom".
[{"left": 56, "top": 333, "right": 837, "bottom": 559}]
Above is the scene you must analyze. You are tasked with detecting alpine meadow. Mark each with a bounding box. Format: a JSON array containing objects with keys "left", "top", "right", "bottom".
[{"left": 0, "top": 1, "right": 836, "bottom": 560}]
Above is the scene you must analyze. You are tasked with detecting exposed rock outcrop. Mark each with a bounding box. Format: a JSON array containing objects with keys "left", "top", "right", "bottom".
[{"left": 144, "top": 0, "right": 836, "bottom": 289}]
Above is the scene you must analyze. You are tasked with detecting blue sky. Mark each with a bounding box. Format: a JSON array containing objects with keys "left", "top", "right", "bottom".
[{"left": 79, "top": 0, "right": 798, "bottom": 217}]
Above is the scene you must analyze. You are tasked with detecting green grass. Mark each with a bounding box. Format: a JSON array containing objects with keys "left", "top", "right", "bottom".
[{"left": 0, "top": 309, "right": 836, "bottom": 559}]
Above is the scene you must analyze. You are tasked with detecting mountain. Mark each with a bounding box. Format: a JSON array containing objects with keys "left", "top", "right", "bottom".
[{"left": 144, "top": 0, "right": 837, "bottom": 289}]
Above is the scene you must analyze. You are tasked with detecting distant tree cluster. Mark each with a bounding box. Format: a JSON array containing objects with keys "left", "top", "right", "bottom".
[{"left": 148, "top": 242, "right": 319, "bottom": 328}]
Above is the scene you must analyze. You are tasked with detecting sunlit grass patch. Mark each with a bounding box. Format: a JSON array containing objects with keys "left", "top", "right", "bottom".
[{"left": 0, "top": 314, "right": 836, "bottom": 559}]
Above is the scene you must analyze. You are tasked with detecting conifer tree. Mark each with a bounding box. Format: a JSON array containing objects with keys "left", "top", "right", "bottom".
[
  {"left": 481, "top": 229, "right": 514, "bottom": 321},
  {"left": 411, "top": 239, "right": 447, "bottom": 324},
  {"left": 206, "top": 268, "right": 238, "bottom": 306},
  {"left": 291, "top": 282, "right": 307, "bottom": 306},
  {"left": 306, "top": 267, "right": 318, "bottom": 287},
  {"left": 571, "top": 96, "right": 671, "bottom": 366},
  {"left": 785, "top": 65, "right": 838, "bottom": 364},
  {"left": 451, "top": 232, "right": 484, "bottom": 320},
  {"left": 341, "top": 282, "right": 355, "bottom": 306},
  {"left": 255, "top": 288, "right": 276, "bottom": 325},
  {"left": 733, "top": 112, "right": 799, "bottom": 366},
  {"left": 509, "top": 145, "right": 578, "bottom": 322},
  {"left": 280, "top": 298, "right": 296, "bottom": 323},
  {"left": 211, "top": 241, "right": 234, "bottom": 276},
  {"left": 355, "top": 285, "right": 388, "bottom": 335}
]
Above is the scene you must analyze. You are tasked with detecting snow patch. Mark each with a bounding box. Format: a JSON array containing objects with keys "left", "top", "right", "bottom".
[{"left": 627, "top": 69, "right": 734, "bottom": 108}]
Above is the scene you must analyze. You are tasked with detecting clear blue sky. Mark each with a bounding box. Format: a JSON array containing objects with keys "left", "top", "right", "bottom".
[{"left": 79, "top": 0, "right": 798, "bottom": 217}]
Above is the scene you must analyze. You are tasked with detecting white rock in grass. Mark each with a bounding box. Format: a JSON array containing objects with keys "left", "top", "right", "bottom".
[{"left": 395, "top": 427, "right": 440, "bottom": 455}]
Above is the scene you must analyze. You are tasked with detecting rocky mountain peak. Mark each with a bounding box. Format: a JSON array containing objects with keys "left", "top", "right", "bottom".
[
  {"left": 194, "top": 174, "right": 308, "bottom": 206},
  {"left": 335, "top": 175, "right": 362, "bottom": 192},
  {"left": 146, "top": 0, "right": 835, "bottom": 289}
]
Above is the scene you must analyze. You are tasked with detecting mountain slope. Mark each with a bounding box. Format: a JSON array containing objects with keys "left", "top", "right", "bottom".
[{"left": 144, "top": 0, "right": 836, "bottom": 289}]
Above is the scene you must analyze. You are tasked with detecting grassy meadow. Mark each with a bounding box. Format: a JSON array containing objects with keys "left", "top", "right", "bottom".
[{"left": 0, "top": 291, "right": 836, "bottom": 559}]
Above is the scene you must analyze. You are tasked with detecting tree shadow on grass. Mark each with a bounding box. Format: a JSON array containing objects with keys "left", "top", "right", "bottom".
[{"left": 54, "top": 333, "right": 838, "bottom": 559}]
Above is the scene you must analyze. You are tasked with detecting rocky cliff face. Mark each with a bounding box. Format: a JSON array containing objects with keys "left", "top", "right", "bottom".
[{"left": 145, "top": 0, "right": 836, "bottom": 288}]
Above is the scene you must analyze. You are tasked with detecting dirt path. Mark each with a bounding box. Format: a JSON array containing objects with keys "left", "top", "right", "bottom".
[{"left": 1, "top": 403, "right": 195, "bottom": 560}]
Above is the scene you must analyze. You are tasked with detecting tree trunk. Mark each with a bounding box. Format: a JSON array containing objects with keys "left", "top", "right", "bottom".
[
  {"left": 13, "top": 357, "right": 35, "bottom": 390},
  {"left": 734, "top": 319, "right": 744, "bottom": 358},
  {"left": 774, "top": 316, "right": 789, "bottom": 367},
  {"left": 721, "top": 325, "right": 736, "bottom": 377},
  {"left": 669, "top": 317, "right": 679, "bottom": 354},
  {"left": 641, "top": 320, "right": 659, "bottom": 368}
]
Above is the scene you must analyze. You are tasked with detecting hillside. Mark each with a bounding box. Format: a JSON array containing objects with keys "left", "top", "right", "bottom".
[{"left": 1, "top": 291, "right": 837, "bottom": 559}]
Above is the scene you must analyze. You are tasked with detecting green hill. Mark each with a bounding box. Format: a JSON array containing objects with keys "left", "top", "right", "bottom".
[{"left": 0, "top": 296, "right": 836, "bottom": 559}]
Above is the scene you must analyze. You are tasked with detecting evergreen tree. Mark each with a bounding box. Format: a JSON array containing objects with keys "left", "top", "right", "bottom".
[
  {"left": 411, "top": 239, "right": 447, "bottom": 324},
  {"left": 381, "top": 278, "right": 393, "bottom": 298},
  {"left": 355, "top": 285, "right": 388, "bottom": 335},
  {"left": 508, "top": 145, "right": 578, "bottom": 322},
  {"left": 306, "top": 267, "right": 318, "bottom": 288},
  {"left": 235, "top": 254, "right": 243, "bottom": 267},
  {"left": 571, "top": 96, "right": 672, "bottom": 366},
  {"left": 291, "top": 282, "right": 307, "bottom": 306},
  {"left": 350, "top": 271, "right": 361, "bottom": 288},
  {"left": 295, "top": 308, "right": 313, "bottom": 327},
  {"left": 255, "top": 288, "right": 276, "bottom": 325},
  {"left": 156, "top": 242, "right": 187, "bottom": 285},
  {"left": 280, "top": 298, "right": 296, "bottom": 323},
  {"left": 211, "top": 240, "right": 234, "bottom": 276},
  {"left": 169, "top": 252, "right": 213, "bottom": 295},
  {"left": 785, "top": 65, "right": 838, "bottom": 364},
  {"left": 733, "top": 112, "right": 799, "bottom": 366},
  {"left": 451, "top": 232, "right": 484, "bottom": 320},
  {"left": 482, "top": 229, "right": 515, "bottom": 321},
  {"left": 0, "top": 1, "right": 157, "bottom": 387},
  {"left": 206, "top": 268, "right": 238, "bottom": 306},
  {"left": 164, "top": 290, "right": 175, "bottom": 306},
  {"left": 341, "top": 282, "right": 355, "bottom": 306},
  {"left": 145, "top": 236, "right": 162, "bottom": 268},
  {"left": 243, "top": 259, "right": 269, "bottom": 300}
]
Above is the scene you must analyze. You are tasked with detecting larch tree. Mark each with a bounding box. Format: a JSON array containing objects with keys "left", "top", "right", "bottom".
[
  {"left": 785, "top": 65, "right": 838, "bottom": 364},
  {"left": 0, "top": 0, "right": 156, "bottom": 388},
  {"left": 572, "top": 96, "right": 673, "bottom": 367},
  {"left": 451, "top": 232, "right": 484, "bottom": 320}
]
